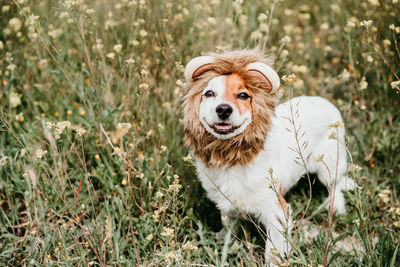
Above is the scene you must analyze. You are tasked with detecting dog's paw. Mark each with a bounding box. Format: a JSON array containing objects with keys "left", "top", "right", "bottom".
[{"left": 339, "top": 177, "right": 359, "bottom": 191}]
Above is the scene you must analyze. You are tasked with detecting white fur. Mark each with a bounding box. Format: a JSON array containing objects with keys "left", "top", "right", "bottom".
[
  {"left": 199, "top": 76, "right": 252, "bottom": 139},
  {"left": 246, "top": 62, "right": 280, "bottom": 92},
  {"left": 194, "top": 95, "right": 357, "bottom": 265},
  {"left": 184, "top": 56, "right": 214, "bottom": 80}
]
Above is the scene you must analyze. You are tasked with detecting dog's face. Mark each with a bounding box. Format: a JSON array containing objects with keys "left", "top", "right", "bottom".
[
  {"left": 182, "top": 50, "right": 280, "bottom": 167},
  {"left": 199, "top": 74, "right": 252, "bottom": 139}
]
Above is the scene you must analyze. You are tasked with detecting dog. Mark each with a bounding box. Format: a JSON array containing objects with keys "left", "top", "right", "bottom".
[{"left": 182, "top": 50, "right": 356, "bottom": 265}]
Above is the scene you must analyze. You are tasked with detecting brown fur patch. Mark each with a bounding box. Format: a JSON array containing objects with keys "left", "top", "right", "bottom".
[
  {"left": 183, "top": 50, "right": 278, "bottom": 168},
  {"left": 224, "top": 74, "right": 251, "bottom": 114}
]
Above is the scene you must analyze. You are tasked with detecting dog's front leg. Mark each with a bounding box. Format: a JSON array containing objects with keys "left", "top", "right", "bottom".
[
  {"left": 216, "top": 210, "right": 239, "bottom": 241},
  {"left": 261, "top": 203, "right": 292, "bottom": 266}
]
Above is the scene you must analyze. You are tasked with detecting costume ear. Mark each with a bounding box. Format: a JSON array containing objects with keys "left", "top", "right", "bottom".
[
  {"left": 184, "top": 56, "right": 215, "bottom": 81},
  {"left": 246, "top": 62, "right": 280, "bottom": 93}
]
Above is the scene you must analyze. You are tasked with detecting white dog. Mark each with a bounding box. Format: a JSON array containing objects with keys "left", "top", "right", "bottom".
[{"left": 182, "top": 50, "right": 356, "bottom": 265}]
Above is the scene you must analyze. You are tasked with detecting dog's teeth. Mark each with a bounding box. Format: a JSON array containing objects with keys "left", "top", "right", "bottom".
[{"left": 216, "top": 124, "right": 232, "bottom": 130}]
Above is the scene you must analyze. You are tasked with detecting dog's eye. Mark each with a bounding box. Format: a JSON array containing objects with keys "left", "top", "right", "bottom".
[
  {"left": 237, "top": 92, "right": 250, "bottom": 100},
  {"left": 204, "top": 90, "right": 215, "bottom": 97}
]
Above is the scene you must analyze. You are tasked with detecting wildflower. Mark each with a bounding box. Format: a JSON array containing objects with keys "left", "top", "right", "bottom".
[
  {"left": 106, "top": 52, "right": 116, "bottom": 59},
  {"left": 15, "top": 112, "right": 24, "bottom": 122},
  {"left": 391, "top": 81, "right": 400, "bottom": 91},
  {"left": 155, "top": 191, "right": 164, "bottom": 199},
  {"left": 0, "top": 40, "right": 3, "bottom": 50},
  {"left": 207, "top": 17, "right": 217, "bottom": 25},
  {"left": 48, "top": 28, "right": 62, "bottom": 39},
  {"left": 75, "top": 127, "right": 86, "bottom": 137},
  {"left": 9, "top": 92, "right": 22, "bottom": 108},
  {"left": 367, "top": 0, "right": 380, "bottom": 6},
  {"left": 182, "top": 241, "right": 198, "bottom": 251},
  {"left": 383, "top": 39, "right": 391, "bottom": 47},
  {"left": 2, "top": 5, "right": 10, "bottom": 13},
  {"left": 130, "top": 40, "right": 140, "bottom": 46},
  {"left": 145, "top": 233, "right": 153, "bottom": 241},
  {"left": 7, "top": 64, "right": 17, "bottom": 71},
  {"left": 139, "top": 83, "right": 149, "bottom": 90},
  {"left": 9, "top": 18, "right": 22, "bottom": 32},
  {"left": 281, "top": 74, "right": 297, "bottom": 84},
  {"left": 328, "top": 131, "right": 338, "bottom": 140},
  {"left": 36, "top": 148, "right": 48, "bottom": 159},
  {"left": 125, "top": 58, "right": 135, "bottom": 64},
  {"left": 258, "top": 13, "right": 268, "bottom": 22},
  {"left": 281, "top": 35, "right": 291, "bottom": 43},
  {"left": 183, "top": 154, "right": 192, "bottom": 162},
  {"left": 348, "top": 163, "right": 362, "bottom": 173},
  {"left": 160, "top": 145, "right": 167, "bottom": 152},
  {"left": 313, "top": 154, "right": 324, "bottom": 162},
  {"left": 292, "top": 65, "right": 308, "bottom": 74},
  {"left": 59, "top": 12, "right": 69, "bottom": 19},
  {"left": 113, "top": 44, "right": 122, "bottom": 53},
  {"left": 169, "top": 183, "right": 182, "bottom": 193},
  {"left": 360, "top": 20, "right": 373, "bottom": 28},
  {"left": 378, "top": 188, "right": 391, "bottom": 203},
  {"left": 164, "top": 251, "right": 179, "bottom": 264},
  {"left": 152, "top": 209, "right": 160, "bottom": 222},
  {"left": 161, "top": 227, "right": 174, "bottom": 238},
  {"left": 139, "top": 29, "right": 148, "bottom": 37},
  {"left": 80, "top": 109, "right": 86, "bottom": 116},
  {"left": 95, "top": 154, "right": 100, "bottom": 160},
  {"left": 250, "top": 30, "right": 262, "bottom": 40},
  {"left": 389, "top": 24, "right": 395, "bottom": 30},
  {"left": 259, "top": 23, "right": 269, "bottom": 32},
  {"left": 55, "top": 121, "right": 72, "bottom": 135},
  {"left": 268, "top": 178, "right": 279, "bottom": 189},
  {"left": 140, "top": 69, "right": 149, "bottom": 76},
  {"left": 86, "top": 8, "right": 95, "bottom": 14},
  {"left": 239, "top": 15, "right": 247, "bottom": 25},
  {"left": 359, "top": 77, "right": 368, "bottom": 90},
  {"left": 26, "top": 14, "right": 40, "bottom": 26},
  {"left": 225, "top": 17, "right": 233, "bottom": 25}
]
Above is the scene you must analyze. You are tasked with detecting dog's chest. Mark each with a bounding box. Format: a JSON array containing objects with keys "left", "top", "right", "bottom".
[{"left": 194, "top": 158, "right": 273, "bottom": 213}]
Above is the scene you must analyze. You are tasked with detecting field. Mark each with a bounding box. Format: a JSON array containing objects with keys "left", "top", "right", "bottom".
[{"left": 1, "top": 0, "right": 399, "bottom": 266}]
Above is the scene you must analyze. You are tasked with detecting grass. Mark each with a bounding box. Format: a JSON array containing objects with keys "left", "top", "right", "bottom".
[{"left": 0, "top": 0, "right": 399, "bottom": 266}]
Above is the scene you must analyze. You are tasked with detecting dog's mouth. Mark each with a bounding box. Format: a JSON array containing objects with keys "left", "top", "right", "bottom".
[{"left": 211, "top": 122, "right": 240, "bottom": 134}]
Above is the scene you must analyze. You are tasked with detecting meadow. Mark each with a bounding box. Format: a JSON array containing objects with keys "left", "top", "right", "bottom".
[{"left": 0, "top": 0, "right": 399, "bottom": 266}]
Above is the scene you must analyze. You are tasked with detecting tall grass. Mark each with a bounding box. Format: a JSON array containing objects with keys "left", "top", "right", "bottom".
[{"left": 0, "top": 0, "right": 399, "bottom": 265}]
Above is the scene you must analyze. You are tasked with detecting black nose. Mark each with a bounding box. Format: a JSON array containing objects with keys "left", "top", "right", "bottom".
[{"left": 216, "top": 104, "right": 233, "bottom": 120}]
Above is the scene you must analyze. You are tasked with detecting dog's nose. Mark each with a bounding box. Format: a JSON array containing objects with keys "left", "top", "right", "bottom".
[{"left": 216, "top": 104, "right": 233, "bottom": 120}]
